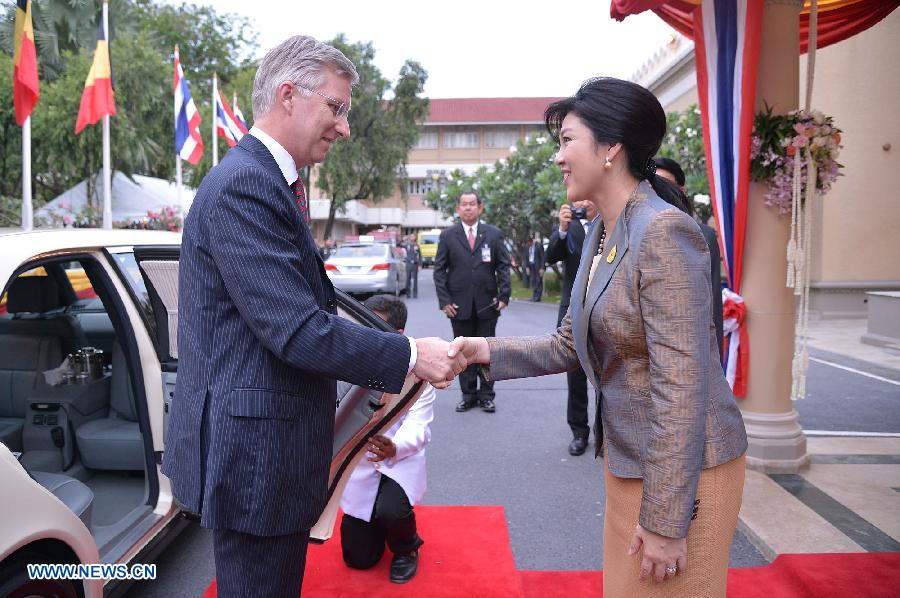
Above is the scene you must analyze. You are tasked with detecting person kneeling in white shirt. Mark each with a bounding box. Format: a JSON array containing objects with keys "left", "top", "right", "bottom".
[{"left": 339, "top": 294, "right": 436, "bottom": 584}]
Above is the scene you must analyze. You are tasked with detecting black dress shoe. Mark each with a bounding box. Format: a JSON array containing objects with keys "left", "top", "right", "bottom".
[
  {"left": 456, "top": 399, "right": 477, "bottom": 412},
  {"left": 568, "top": 436, "right": 588, "bottom": 456},
  {"left": 480, "top": 398, "right": 496, "bottom": 413},
  {"left": 389, "top": 551, "right": 418, "bottom": 584}
]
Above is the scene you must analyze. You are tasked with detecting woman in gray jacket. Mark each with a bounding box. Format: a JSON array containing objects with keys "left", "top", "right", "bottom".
[{"left": 449, "top": 77, "right": 747, "bottom": 597}]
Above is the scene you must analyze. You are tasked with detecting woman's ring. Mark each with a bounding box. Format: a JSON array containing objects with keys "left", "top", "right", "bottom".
[{"left": 666, "top": 565, "right": 677, "bottom": 575}]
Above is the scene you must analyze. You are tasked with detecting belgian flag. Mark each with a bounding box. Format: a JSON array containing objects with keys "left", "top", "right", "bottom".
[
  {"left": 75, "top": 16, "right": 116, "bottom": 134},
  {"left": 13, "top": 0, "right": 39, "bottom": 126}
]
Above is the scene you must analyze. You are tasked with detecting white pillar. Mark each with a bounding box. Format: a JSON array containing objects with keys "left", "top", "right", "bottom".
[
  {"left": 101, "top": 0, "right": 112, "bottom": 229},
  {"left": 21, "top": 117, "right": 33, "bottom": 230},
  {"left": 740, "top": 0, "right": 809, "bottom": 473},
  {"left": 176, "top": 154, "right": 183, "bottom": 208},
  {"left": 212, "top": 73, "right": 218, "bottom": 166}
]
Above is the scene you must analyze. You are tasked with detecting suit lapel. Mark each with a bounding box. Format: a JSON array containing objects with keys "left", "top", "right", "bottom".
[
  {"left": 453, "top": 223, "right": 470, "bottom": 254},
  {"left": 238, "top": 135, "right": 290, "bottom": 193},
  {"left": 569, "top": 219, "right": 603, "bottom": 390},
  {"left": 239, "top": 134, "right": 325, "bottom": 269},
  {"left": 583, "top": 215, "right": 630, "bottom": 318},
  {"left": 472, "top": 227, "right": 487, "bottom": 255}
]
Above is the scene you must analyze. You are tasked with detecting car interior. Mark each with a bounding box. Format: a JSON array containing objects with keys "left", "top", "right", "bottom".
[
  {"left": 0, "top": 256, "right": 152, "bottom": 560},
  {"left": 1, "top": 248, "right": 424, "bottom": 562}
]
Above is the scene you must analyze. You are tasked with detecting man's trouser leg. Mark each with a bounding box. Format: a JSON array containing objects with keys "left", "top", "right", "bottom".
[
  {"left": 340, "top": 513, "right": 386, "bottom": 570},
  {"left": 531, "top": 268, "right": 543, "bottom": 301},
  {"left": 213, "top": 528, "right": 310, "bottom": 598},
  {"left": 451, "top": 317, "right": 479, "bottom": 405},
  {"left": 373, "top": 475, "right": 423, "bottom": 556},
  {"left": 474, "top": 316, "right": 498, "bottom": 400}
]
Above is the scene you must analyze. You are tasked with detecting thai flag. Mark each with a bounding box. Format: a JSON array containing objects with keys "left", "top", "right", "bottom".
[
  {"left": 215, "top": 89, "right": 248, "bottom": 148},
  {"left": 233, "top": 93, "right": 249, "bottom": 131},
  {"left": 174, "top": 47, "right": 203, "bottom": 165},
  {"left": 693, "top": 0, "right": 763, "bottom": 397}
]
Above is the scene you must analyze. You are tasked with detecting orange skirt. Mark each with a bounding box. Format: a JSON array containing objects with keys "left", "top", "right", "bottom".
[{"left": 602, "top": 455, "right": 745, "bottom": 597}]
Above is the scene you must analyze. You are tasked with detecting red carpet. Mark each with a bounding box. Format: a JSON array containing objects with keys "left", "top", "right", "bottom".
[
  {"left": 519, "top": 553, "right": 900, "bottom": 597},
  {"left": 203, "top": 506, "right": 900, "bottom": 597}
]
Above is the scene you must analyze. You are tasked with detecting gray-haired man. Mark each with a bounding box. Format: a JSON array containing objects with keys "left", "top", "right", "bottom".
[{"left": 162, "top": 35, "right": 464, "bottom": 597}]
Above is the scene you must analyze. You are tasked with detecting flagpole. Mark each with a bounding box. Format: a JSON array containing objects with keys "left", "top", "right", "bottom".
[
  {"left": 212, "top": 72, "right": 218, "bottom": 166},
  {"left": 22, "top": 117, "right": 33, "bottom": 230},
  {"left": 176, "top": 154, "right": 183, "bottom": 208},
  {"left": 101, "top": 0, "right": 112, "bottom": 229}
]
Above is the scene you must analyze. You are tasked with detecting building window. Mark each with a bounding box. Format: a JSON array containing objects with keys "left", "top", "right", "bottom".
[
  {"left": 442, "top": 126, "right": 480, "bottom": 149},
  {"left": 484, "top": 126, "right": 521, "bottom": 148},
  {"left": 407, "top": 179, "right": 432, "bottom": 195},
  {"left": 414, "top": 130, "right": 438, "bottom": 149},
  {"left": 523, "top": 125, "right": 545, "bottom": 142}
]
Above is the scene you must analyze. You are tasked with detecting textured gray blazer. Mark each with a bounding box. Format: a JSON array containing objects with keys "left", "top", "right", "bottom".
[
  {"left": 486, "top": 181, "right": 747, "bottom": 538},
  {"left": 162, "top": 135, "right": 411, "bottom": 536}
]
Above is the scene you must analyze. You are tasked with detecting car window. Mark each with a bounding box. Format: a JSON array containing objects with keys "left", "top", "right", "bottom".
[
  {"left": 420, "top": 234, "right": 439, "bottom": 245},
  {"left": 110, "top": 252, "right": 158, "bottom": 339},
  {"left": 61, "top": 262, "right": 98, "bottom": 302},
  {"left": 0, "top": 266, "right": 47, "bottom": 315},
  {"left": 332, "top": 244, "right": 387, "bottom": 258}
]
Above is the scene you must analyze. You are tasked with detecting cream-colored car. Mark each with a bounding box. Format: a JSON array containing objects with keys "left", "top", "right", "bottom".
[{"left": 0, "top": 229, "right": 423, "bottom": 596}]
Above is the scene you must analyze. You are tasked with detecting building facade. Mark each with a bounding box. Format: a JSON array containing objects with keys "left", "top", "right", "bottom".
[
  {"left": 632, "top": 13, "right": 900, "bottom": 317},
  {"left": 307, "top": 97, "right": 561, "bottom": 242}
]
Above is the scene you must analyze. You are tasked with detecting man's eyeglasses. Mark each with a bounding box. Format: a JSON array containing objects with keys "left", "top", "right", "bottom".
[{"left": 294, "top": 84, "right": 350, "bottom": 119}]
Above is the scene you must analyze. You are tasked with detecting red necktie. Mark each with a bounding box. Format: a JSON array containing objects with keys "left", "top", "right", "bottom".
[
  {"left": 468, "top": 227, "right": 475, "bottom": 250},
  {"left": 291, "top": 178, "right": 309, "bottom": 224}
]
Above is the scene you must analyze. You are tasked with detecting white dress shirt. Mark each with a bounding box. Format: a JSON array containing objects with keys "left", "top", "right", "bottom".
[
  {"left": 557, "top": 218, "right": 593, "bottom": 239},
  {"left": 340, "top": 384, "right": 436, "bottom": 521},
  {"left": 463, "top": 221, "right": 479, "bottom": 242},
  {"left": 249, "top": 126, "right": 417, "bottom": 371},
  {"left": 248, "top": 126, "right": 299, "bottom": 185}
]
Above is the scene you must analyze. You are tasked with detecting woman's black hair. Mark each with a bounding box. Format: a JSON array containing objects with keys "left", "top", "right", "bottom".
[{"left": 545, "top": 77, "right": 684, "bottom": 208}]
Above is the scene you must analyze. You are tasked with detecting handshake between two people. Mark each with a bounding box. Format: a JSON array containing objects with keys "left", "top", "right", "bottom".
[{"left": 410, "top": 336, "right": 492, "bottom": 389}]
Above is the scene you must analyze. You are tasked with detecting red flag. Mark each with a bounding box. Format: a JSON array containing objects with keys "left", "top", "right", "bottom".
[
  {"left": 13, "top": 0, "right": 39, "bottom": 125},
  {"left": 75, "top": 19, "right": 116, "bottom": 134}
]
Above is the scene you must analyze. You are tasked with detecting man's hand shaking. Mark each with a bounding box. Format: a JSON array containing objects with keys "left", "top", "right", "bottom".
[
  {"left": 412, "top": 337, "right": 468, "bottom": 389},
  {"left": 410, "top": 337, "right": 492, "bottom": 389}
]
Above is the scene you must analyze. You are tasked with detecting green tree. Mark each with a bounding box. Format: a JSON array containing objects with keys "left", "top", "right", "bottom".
[
  {"left": 0, "top": 0, "right": 138, "bottom": 80},
  {"left": 131, "top": 0, "right": 259, "bottom": 186},
  {"left": 0, "top": 51, "right": 21, "bottom": 202},
  {"left": 28, "top": 31, "right": 167, "bottom": 213},
  {"left": 658, "top": 104, "right": 712, "bottom": 223},
  {"left": 315, "top": 36, "right": 429, "bottom": 240},
  {"left": 424, "top": 134, "right": 565, "bottom": 277}
]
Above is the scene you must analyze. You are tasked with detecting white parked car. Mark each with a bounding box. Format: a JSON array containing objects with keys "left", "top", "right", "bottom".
[
  {"left": 324, "top": 242, "right": 407, "bottom": 296},
  {"left": 0, "top": 228, "right": 424, "bottom": 596}
]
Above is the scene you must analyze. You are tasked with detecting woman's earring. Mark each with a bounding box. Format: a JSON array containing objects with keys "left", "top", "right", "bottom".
[{"left": 604, "top": 156, "right": 612, "bottom": 169}]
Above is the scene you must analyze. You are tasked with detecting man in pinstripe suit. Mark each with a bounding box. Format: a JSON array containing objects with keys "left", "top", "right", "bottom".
[{"left": 161, "top": 36, "right": 464, "bottom": 598}]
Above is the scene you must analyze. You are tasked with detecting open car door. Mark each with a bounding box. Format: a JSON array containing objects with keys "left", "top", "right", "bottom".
[
  {"left": 130, "top": 248, "right": 424, "bottom": 542},
  {"left": 312, "top": 296, "right": 425, "bottom": 542}
]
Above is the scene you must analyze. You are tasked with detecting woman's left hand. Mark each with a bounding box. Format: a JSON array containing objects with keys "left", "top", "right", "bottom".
[{"left": 628, "top": 524, "right": 687, "bottom": 583}]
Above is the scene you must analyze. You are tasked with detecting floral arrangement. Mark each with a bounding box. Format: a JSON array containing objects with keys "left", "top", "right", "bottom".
[
  {"left": 121, "top": 205, "right": 183, "bottom": 231},
  {"left": 750, "top": 105, "right": 843, "bottom": 213}
]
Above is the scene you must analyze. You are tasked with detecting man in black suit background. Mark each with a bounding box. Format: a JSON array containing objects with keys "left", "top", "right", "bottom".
[
  {"left": 525, "top": 236, "right": 545, "bottom": 302},
  {"left": 402, "top": 234, "right": 421, "bottom": 298},
  {"left": 163, "top": 36, "right": 464, "bottom": 598},
  {"left": 433, "top": 191, "right": 511, "bottom": 413},
  {"left": 545, "top": 200, "right": 597, "bottom": 456},
  {"left": 654, "top": 157, "right": 725, "bottom": 358}
]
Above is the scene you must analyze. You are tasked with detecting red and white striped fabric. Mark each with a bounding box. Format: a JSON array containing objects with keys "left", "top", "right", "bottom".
[
  {"left": 215, "top": 89, "right": 248, "bottom": 148},
  {"left": 693, "top": 0, "right": 763, "bottom": 397},
  {"left": 173, "top": 47, "right": 203, "bottom": 165}
]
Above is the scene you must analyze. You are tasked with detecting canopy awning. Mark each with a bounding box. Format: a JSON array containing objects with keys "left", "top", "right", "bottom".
[{"left": 611, "top": 0, "right": 899, "bottom": 53}]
